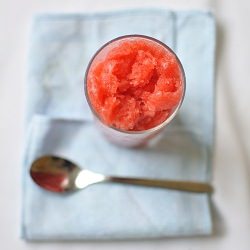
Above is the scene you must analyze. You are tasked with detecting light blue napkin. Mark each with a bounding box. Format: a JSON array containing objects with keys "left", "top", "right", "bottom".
[{"left": 22, "top": 9, "right": 215, "bottom": 240}]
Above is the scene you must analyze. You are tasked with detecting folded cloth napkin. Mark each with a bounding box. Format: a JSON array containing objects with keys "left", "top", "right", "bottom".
[{"left": 22, "top": 9, "right": 215, "bottom": 240}]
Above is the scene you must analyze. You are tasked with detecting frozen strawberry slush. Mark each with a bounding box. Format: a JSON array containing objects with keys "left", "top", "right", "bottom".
[{"left": 86, "top": 36, "right": 184, "bottom": 131}]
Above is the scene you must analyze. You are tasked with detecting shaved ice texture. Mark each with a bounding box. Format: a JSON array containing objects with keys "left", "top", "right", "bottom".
[{"left": 86, "top": 37, "right": 184, "bottom": 131}]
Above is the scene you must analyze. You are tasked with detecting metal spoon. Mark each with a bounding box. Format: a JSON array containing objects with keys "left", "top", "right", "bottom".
[{"left": 30, "top": 156, "right": 213, "bottom": 193}]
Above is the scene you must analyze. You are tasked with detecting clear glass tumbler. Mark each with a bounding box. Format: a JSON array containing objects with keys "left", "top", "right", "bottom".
[{"left": 85, "top": 35, "right": 186, "bottom": 147}]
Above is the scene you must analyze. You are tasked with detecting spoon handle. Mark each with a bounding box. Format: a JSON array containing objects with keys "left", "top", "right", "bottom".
[{"left": 106, "top": 177, "right": 213, "bottom": 193}]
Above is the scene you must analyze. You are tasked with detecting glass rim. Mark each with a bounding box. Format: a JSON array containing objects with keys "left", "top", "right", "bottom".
[{"left": 84, "top": 34, "right": 186, "bottom": 135}]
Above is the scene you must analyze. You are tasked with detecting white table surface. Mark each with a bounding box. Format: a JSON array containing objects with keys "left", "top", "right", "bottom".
[{"left": 0, "top": 0, "right": 249, "bottom": 249}]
